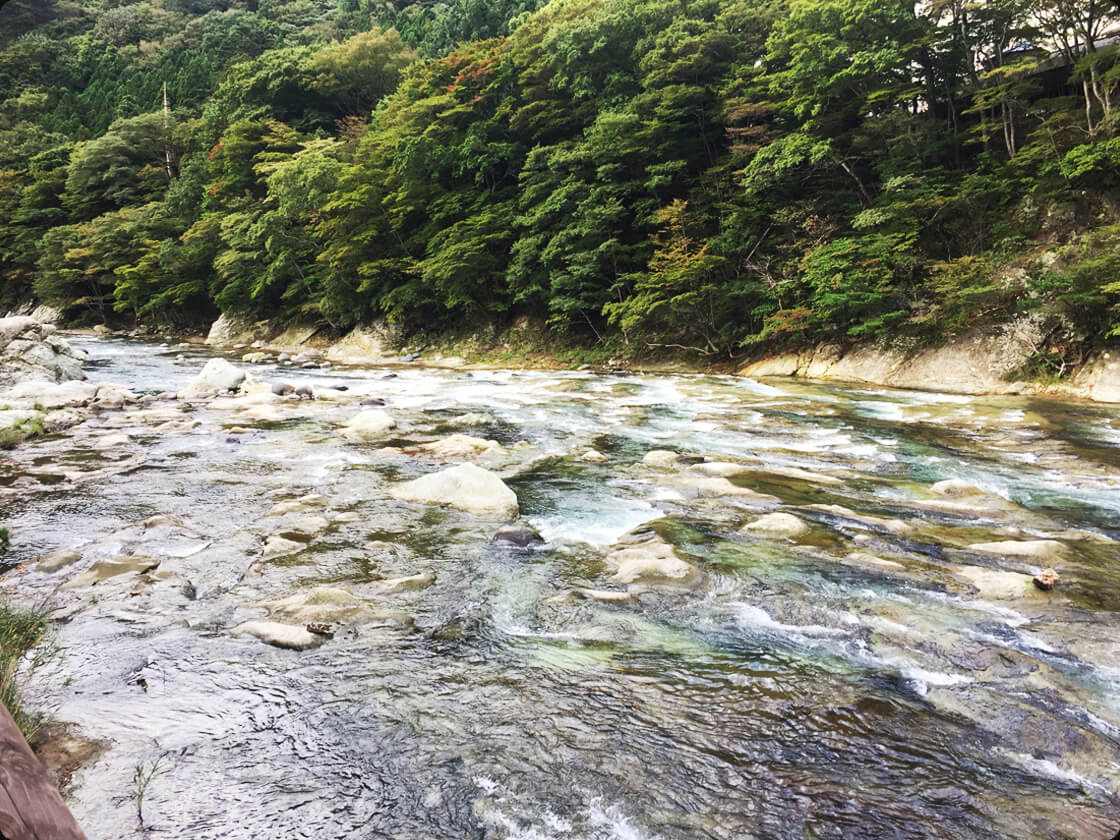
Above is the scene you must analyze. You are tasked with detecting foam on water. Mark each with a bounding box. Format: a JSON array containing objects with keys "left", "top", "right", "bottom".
[
  {"left": 732, "top": 603, "right": 849, "bottom": 641},
  {"left": 897, "top": 665, "right": 973, "bottom": 696},
  {"left": 995, "top": 751, "right": 1109, "bottom": 793},
  {"left": 474, "top": 779, "right": 658, "bottom": 840},
  {"left": 531, "top": 499, "right": 662, "bottom": 547}
]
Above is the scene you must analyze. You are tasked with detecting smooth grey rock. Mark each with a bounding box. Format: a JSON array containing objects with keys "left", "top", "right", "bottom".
[
  {"left": 741, "top": 512, "right": 811, "bottom": 538},
  {"left": 391, "top": 464, "right": 518, "bottom": 518},
  {"left": 182, "top": 358, "right": 245, "bottom": 398},
  {"left": 233, "top": 620, "right": 325, "bottom": 650},
  {"left": 341, "top": 409, "right": 397, "bottom": 440}
]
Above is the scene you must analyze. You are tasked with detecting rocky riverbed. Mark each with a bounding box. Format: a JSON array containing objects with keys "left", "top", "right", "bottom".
[{"left": 1, "top": 334, "right": 1119, "bottom": 839}]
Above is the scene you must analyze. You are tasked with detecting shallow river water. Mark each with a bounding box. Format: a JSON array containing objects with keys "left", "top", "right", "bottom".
[{"left": 2, "top": 336, "right": 1120, "bottom": 839}]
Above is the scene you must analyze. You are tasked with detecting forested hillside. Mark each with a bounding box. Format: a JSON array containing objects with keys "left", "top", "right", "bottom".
[{"left": 2, "top": 0, "right": 1120, "bottom": 366}]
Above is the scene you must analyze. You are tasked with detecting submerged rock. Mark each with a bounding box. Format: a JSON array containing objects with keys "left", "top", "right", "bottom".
[
  {"left": 966, "top": 539, "right": 1069, "bottom": 564},
  {"left": 841, "top": 552, "right": 905, "bottom": 571},
  {"left": 268, "top": 494, "right": 331, "bottom": 516},
  {"left": 931, "top": 479, "right": 985, "bottom": 498},
  {"left": 756, "top": 465, "right": 847, "bottom": 487},
  {"left": 267, "top": 587, "right": 368, "bottom": 622},
  {"left": 920, "top": 481, "right": 1017, "bottom": 514},
  {"left": 809, "top": 504, "right": 916, "bottom": 536},
  {"left": 455, "top": 411, "right": 493, "bottom": 425},
  {"left": 579, "top": 449, "right": 608, "bottom": 463},
  {"left": 688, "top": 461, "right": 746, "bottom": 477},
  {"left": 369, "top": 572, "right": 435, "bottom": 594},
  {"left": 61, "top": 555, "right": 160, "bottom": 589},
  {"left": 340, "top": 409, "right": 397, "bottom": 440},
  {"left": 391, "top": 463, "right": 519, "bottom": 518},
  {"left": 546, "top": 588, "right": 635, "bottom": 605},
  {"left": 273, "top": 515, "right": 330, "bottom": 540},
  {"left": 92, "top": 432, "right": 131, "bottom": 450},
  {"left": 741, "top": 512, "right": 811, "bottom": 539},
  {"left": 35, "top": 549, "right": 82, "bottom": 573}
]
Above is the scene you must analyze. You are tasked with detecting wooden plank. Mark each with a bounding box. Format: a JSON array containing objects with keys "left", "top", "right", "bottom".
[{"left": 0, "top": 703, "right": 86, "bottom": 840}]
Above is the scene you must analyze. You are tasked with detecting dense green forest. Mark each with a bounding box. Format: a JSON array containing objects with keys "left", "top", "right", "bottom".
[{"left": 2, "top": 0, "right": 1120, "bottom": 363}]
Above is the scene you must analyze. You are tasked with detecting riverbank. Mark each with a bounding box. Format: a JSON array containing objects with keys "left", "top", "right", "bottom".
[
  {"left": 116, "top": 311, "right": 1120, "bottom": 405},
  {"left": 20, "top": 294, "right": 1120, "bottom": 403}
]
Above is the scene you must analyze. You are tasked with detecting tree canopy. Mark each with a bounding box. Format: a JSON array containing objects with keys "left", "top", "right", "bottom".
[{"left": 2, "top": 0, "right": 1120, "bottom": 367}]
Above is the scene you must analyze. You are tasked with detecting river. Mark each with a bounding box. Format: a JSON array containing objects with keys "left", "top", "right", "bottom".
[{"left": 1, "top": 336, "right": 1118, "bottom": 839}]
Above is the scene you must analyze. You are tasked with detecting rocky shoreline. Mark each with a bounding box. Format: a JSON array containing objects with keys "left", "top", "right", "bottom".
[
  {"left": 132, "top": 312, "right": 1120, "bottom": 404},
  {"left": 12, "top": 303, "right": 1120, "bottom": 404}
]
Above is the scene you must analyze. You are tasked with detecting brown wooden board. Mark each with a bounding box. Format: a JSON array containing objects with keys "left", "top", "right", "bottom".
[{"left": 0, "top": 704, "right": 85, "bottom": 840}]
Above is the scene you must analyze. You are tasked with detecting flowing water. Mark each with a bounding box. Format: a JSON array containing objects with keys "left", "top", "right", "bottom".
[{"left": 2, "top": 336, "right": 1119, "bottom": 839}]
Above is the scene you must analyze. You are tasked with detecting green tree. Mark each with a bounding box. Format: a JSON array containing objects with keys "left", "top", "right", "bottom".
[
  {"left": 603, "top": 199, "right": 731, "bottom": 354},
  {"left": 307, "top": 28, "right": 416, "bottom": 117},
  {"left": 63, "top": 112, "right": 178, "bottom": 220}
]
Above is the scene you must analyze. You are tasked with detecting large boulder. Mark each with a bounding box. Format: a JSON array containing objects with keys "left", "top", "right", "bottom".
[
  {"left": 205, "top": 313, "right": 272, "bottom": 346},
  {"left": 391, "top": 463, "right": 519, "bottom": 518},
  {"left": 29, "top": 304, "right": 62, "bottom": 324},
  {"left": 406, "top": 434, "right": 501, "bottom": 460},
  {"left": 340, "top": 409, "right": 397, "bottom": 440},
  {"left": 738, "top": 312, "right": 1049, "bottom": 396},
  {"left": 604, "top": 532, "right": 701, "bottom": 589},
  {"left": 678, "top": 476, "right": 781, "bottom": 506},
  {"left": 233, "top": 620, "right": 326, "bottom": 650},
  {"left": 0, "top": 316, "right": 85, "bottom": 386},
  {"left": 0, "top": 380, "right": 97, "bottom": 408},
  {"left": 182, "top": 358, "right": 245, "bottom": 398},
  {"left": 642, "top": 450, "right": 681, "bottom": 468},
  {"left": 325, "top": 321, "right": 401, "bottom": 364},
  {"left": 1069, "top": 352, "right": 1120, "bottom": 403}
]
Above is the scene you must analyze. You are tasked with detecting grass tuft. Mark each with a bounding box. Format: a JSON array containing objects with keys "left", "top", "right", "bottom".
[{"left": 0, "top": 599, "right": 53, "bottom": 739}]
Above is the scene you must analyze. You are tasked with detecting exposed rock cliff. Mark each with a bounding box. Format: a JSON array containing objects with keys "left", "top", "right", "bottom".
[
  {"left": 739, "top": 314, "right": 1120, "bottom": 403},
  {"left": 0, "top": 316, "right": 85, "bottom": 387}
]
